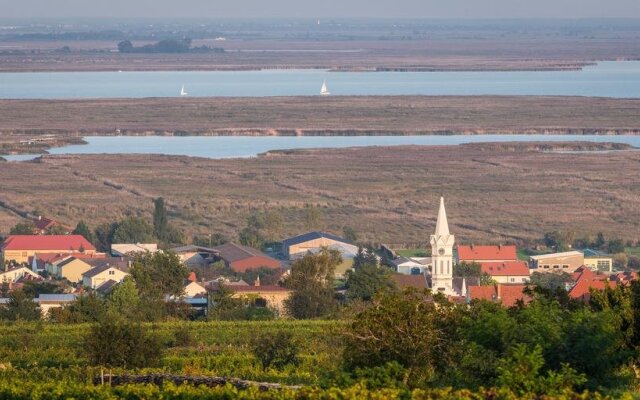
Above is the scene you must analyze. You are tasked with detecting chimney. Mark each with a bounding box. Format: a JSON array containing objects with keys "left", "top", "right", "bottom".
[
  {"left": 496, "top": 284, "right": 502, "bottom": 301},
  {"left": 38, "top": 215, "right": 42, "bottom": 221},
  {"left": 255, "top": 276, "right": 261, "bottom": 287}
]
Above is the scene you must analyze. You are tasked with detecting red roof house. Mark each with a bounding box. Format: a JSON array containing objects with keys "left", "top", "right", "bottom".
[
  {"left": 569, "top": 266, "right": 616, "bottom": 302},
  {"left": 458, "top": 245, "right": 518, "bottom": 263},
  {"left": 212, "top": 243, "right": 281, "bottom": 273},
  {"left": 469, "top": 284, "right": 531, "bottom": 307},
  {"left": 481, "top": 261, "right": 531, "bottom": 284},
  {"left": 32, "top": 216, "right": 69, "bottom": 235},
  {"left": 2, "top": 235, "right": 96, "bottom": 264}
]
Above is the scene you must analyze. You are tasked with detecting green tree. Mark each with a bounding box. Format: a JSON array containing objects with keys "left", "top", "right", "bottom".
[
  {"left": 284, "top": 248, "right": 341, "bottom": 319},
  {"left": 112, "top": 216, "right": 154, "bottom": 244},
  {"left": 251, "top": 331, "right": 300, "bottom": 371},
  {"left": 0, "top": 289, "right": 41, "bottom": 321},
  {"left": 106, "top": 277, "right": 140, "bottom": 320},
  {"left": 352, "top": 247, "right": 379, "bottom": 269},
  {"left": 608, "top": 239, "right": 625, "bottom": 255},
  {"left": 496, "top": 344, "right": 585, "bottom": 396},
  {"left": 84, "top": 319, "right": 163, "bottom": 368},
  {"left": 129, "top": 251, "right": 188, "bottom": 300},
  {"left": 72, "top": 220, "right": 95, "bottom": 243},
  {"left": 262, "top": 210, "right": 284, "bottom": 243},
  {"left": 529, "top": 271, "right": 573, "bottom": 292},
  {"left": 453, "top": 262, "right": 482, "bottom": 277},
  {"left": 94, "top": 222, "right": 118, "bottom": 252},
  {"left": 343, "top": 226, "right": 358, "bottom": 243},
  {"left": 238, "top": 213, "right": 266, "bottom": 249},
  {"left": 594, "top": 232, "right": 606, "bottom": 249},
  {"left": 345, "top": 264, "right": 393, "bottom": 302},
  {"left": 343, "top": 288, "right": 460, "bottom": 387},
  {"left": 303, "top": 204, "right": 324, "bottom": 231},
  {"left": 49, "top": 293, "right": 107, "bottom": 323},
  {"left": 153, "top": 197, "right": 168, "bottom": 241},
  {"left": 45, "top": 225, "right": 68, "bottom": 235},
  {"left": 9, "top": 221, "right": 36, "bottom": 235}
]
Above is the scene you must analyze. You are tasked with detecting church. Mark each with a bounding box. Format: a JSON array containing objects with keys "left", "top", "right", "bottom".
[{"left": 429, "top": 197, "right": 470, "bottom": 297}]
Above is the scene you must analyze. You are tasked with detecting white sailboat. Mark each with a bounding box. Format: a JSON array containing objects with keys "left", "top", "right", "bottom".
[
  {"left": 320, "top": 80, "right": 330, "bottom": 96},
  {"left": 180, "top": 85, "right": 188, "bottom": 96}
]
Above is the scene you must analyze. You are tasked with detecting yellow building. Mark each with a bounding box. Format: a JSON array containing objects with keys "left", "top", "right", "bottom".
[
  {"left": 529, "top": 251, "right": 584, "bottom": 273},
  {"left": 2, "top": 235, "right": 96, "bottom": 264},
  {"left": 56, "top": 257, "right": 93, "bottom": 283}
]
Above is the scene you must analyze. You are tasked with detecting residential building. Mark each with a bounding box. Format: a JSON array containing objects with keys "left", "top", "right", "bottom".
[
  {"left": 481, "top": 261, "right": 530, "bottom": 284},
  {"left": 32, "top": 216, "right": 69, "bottom": 235},
  {"left": 529, "top": 251, "right": 585, "bottom": 273},
  {"left": 392, "top": 256, "right": 432, "bottom": 275},
  {"left": 568, "top": 266, "right": 616, "bottom": 301},
  {"left": 170, "top": 245, "right": 217, "bottom": 267},
  {"left": 228, "top": 281, "right": 292, "bottom": 316},
  {"left": 111, "top": 243, "right": 158, "bottom": 257},
  {"left": 36, "top": 294, "right": 77, "bottom": 316},
  {"left": 56, "top": 257, "right": 93, "bottom": 283},
  {"left": 183, "top": 281, "right": 207, "bottom": 297},
  {"left": 282, "top": 231, "right": 358, "bottom": 260},
  {"left": 468, "top": 284, "right": 531, "bottom": 307},
  {"left": 212, "top": 243, "right": 281, "bottom": 273},
  {"left": 82, "top": 265, "right": 129, "bottom": 289},
  {"left": 390, "top": 273, "right": 429, "bottom": 290},
  {"left": 0, "top": 266, "right": 41, "bottom": 284},
  {"left": 582, "top": 249, "right": 613, "bottom": 272},
  {"left": 457, "top": 244, "right": 518, "bottom": 263},
  {"left": 1, "top": 235, "right": 96, "bottom": 264}
]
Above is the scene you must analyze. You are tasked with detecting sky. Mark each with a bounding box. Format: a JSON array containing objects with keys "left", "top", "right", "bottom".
[{"left": 1, "top": 0, "right": 639, "bottom": 19}]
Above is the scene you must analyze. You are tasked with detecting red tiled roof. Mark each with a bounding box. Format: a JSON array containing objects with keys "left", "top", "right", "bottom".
[
  {"left": 458, "top": 245, "right": 518, "bottom": 261},
  {"left": 481, "top": 261, "right": 530, "bottom": 277},
  {"left": 569, "top": 267, "right": 617, "bottom": 301},
  {"left": 2, "top": 235, "right": 96, "bottom": 252},
  {"left": 469, "top": 284, "right": 531, "bottom": 307}
]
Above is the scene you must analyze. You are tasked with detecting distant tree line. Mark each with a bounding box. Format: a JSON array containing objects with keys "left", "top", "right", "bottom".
[{"left": 117, "top": 39, "right": 224, "bottom": 54}]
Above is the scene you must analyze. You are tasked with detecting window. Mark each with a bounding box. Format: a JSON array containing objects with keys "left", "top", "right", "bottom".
[
  {"left": 597, "top": 260, "right": 610, "bottom": 270},
  {"left": 510, "top": 278, "right": 515, "bottom": 282},
  {"left": 562, "top": 265, "right": 569, "bottom": 269},
  {"left": 108, "top": 270, "right": 115, "bottom": 275},
  {"left": 553, "top": 265, "right": 559, "bottom": 269}
]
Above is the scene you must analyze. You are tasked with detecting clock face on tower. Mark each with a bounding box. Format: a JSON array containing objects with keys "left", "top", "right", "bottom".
[{"left": 438, "top": 248, "right": 445, "bottom": 256}]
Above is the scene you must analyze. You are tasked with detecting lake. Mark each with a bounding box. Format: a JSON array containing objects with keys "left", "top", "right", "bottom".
[
  {"left": 3, "top": 134, "right": 640, "bottom": 161},
  {"left": 1, "top": 61, "right": 640, "bottom": 99}
]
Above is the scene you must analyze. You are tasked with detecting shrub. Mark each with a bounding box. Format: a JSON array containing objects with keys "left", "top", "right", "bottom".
[
  {"left": 84, "top": 320, "right": 164, "bottom": 368},
  {"left": 251, "top": 331, "right": 300, "bottom": 371}
]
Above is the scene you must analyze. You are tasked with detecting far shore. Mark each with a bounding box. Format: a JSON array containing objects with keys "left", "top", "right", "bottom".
[{"left": 1, "top": 95, "right": 639, "bottom": 155}]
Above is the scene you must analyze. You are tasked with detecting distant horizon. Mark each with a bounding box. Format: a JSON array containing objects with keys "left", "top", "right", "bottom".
[{"left": 1, "top": 0, "right": 639, "bottom": 19}]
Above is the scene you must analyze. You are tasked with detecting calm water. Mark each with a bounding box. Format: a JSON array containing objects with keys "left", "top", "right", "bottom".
[
  {"left": 3, "top": 135, "right": 640, "bottom": 161},
  {"left": 1, "top": 62, "right": 640, "bottom": 99}
]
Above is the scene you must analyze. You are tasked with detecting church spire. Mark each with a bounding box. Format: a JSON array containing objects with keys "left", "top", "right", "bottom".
[{"left": 434, "top": 196, "right": 449, "bottom": 236}]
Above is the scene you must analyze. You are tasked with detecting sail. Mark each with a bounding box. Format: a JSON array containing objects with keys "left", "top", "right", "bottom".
[
  {"left": 180, "top": 85, "right": 187, "bottom": 96},
  {"left": 320, "top": 80, "right": 330, "bottom": 95}
]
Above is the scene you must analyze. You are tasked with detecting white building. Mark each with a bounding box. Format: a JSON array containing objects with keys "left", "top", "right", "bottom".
[{"left": 430, "top": 197, "right": 456, "bottom": 296}]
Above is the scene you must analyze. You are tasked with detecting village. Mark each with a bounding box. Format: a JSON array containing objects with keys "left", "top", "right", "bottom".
[{"left": 0, "top": 196, "right": 636, "bottom": 319}]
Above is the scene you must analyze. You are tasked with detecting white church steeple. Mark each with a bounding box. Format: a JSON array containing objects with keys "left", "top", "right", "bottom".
[{"left": 430, "top": 197, "right": 455, "bottom": 296}]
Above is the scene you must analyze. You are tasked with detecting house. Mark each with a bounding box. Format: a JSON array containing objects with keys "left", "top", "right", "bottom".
[
  {"left": 170, "top": 245, "right": 217, "bottom": 267},
  {"left": 390, "top": 273, "right": 429, "bottom": 290},
  {"left": 32, "top": 216, "right": 69, "bottom": 235},
  {"left": 84, "top": 257, "right": 131, "bottom": 271},
  {"left": 1, "top": 235, "right": 96, "bottom": 264},
  {"left": 457, "top": 245, "right": 518, "bottom": 263},
  {"left": 183, "top": 281, "right": 207, "bottom": 297},
  {"left": 111, "top": 243, "right": 158, "bottom": 257},
  {"left": 568, "top": 266, "right": 616, "bottom": 301},
  {"left": 529, "top": 251, "right": 585, "bottom": 273},
  {"left": 612, "top": 271, "right": 638, "bottom": 286},
  {"left": 0, "top": 266, "right": 41, "bottom": 284},
  {"left": 392, "top": 256, "right": 432, "bottom": 275},
  {"left": 582, "top": 249, "right": 613, "bottom": 272},
  {"left": 56, "top": 257, "right": 93, "bottom": 283},
  {"left": 212, "top": 243, "right": 281, "bottom": 273},
  {"left": 481, "top": 261, "right": 530, "bottom": 284},
  {"left": 282, "top": 231, "right": 358, "bottom": 260},
  {"left": 226, "top": 280, "right": 292, "bottom": 316},
  {"left": 468, "top": 284, "right": 531, "bottom": 307},
  {"left": 82, "top": 265, "right": 129, "bottom": 289},
  {"left": 35, "top": 294, "right": 77, "bottom": 316}
]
